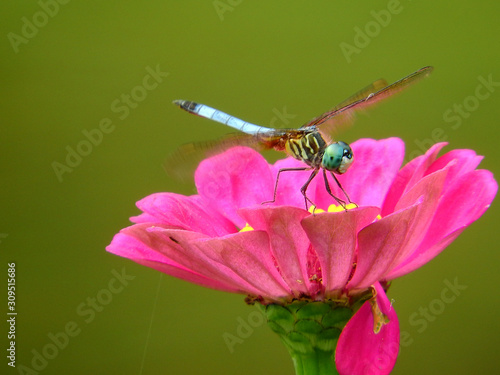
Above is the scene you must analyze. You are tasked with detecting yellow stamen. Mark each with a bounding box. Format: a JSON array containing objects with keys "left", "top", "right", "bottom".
[
  {"left": 328, "top": 203, "right": 358, "bottom": 212},
  {"left": 239, "top": 223, "right": 254, "bottom": 232},
  {"left": 308, "top": 205, "right": 325, "bottom": 214},
  {"left": 324, "top": 203, "right": 383, "bottom": 221}
]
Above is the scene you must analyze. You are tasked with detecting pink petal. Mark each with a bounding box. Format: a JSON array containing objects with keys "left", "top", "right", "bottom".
[
  {"left": 382, "top": 142, "right": 447, "bottom": 215},
  {"left": 135, "top": 259, "right": 241, "bottom": 293},
  {"left": 347, "top": 201, "right": 421, "bottom": 290},
  {"left": 106, "top": 226, "right": 240, "bottom": 292},
  {"left": 301, "top": 207, "right": 380, "bottom": 292},
  {"left": 386, "top": 167, "right": 449, "bottom": 269},
  {"left": 425, "top": 149, "right": 483, "bottom": 183},
  {"left": 319, "top": 138, "right": 404, "bottom": 208},
  {"left": 146, "top": 227, "right": 276, "bottom": 295},
  {"left": 386, "top": 226, "right": 466, "bottom": 280},
  {"left": 387, "top": 169, "right": 497, "bottom": 279},
  {"left": 268, "top": 138, "right": 404, "bottom": 210},
  {"left": 239, "top": 206, "right": 311, "bottom": 294},
  {"left": 195, "top": 147, "right": 275, "bottom": 228},
  {"left": 193, "top": 230, "right": 292, "bottom": 299},
  {"left": 336, "top": 282, "right": 400, "bottom": 375},
  {"left": 132, "top": 193, "right": 236, "bottom": 236}
]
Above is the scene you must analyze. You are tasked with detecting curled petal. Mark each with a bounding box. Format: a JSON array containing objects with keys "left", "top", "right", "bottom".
[
  {"left": 386, "top": 167, "right": 449, "bottom": 269},
  {"left": 382, "top": 142, "right": 447, "bottom": 215},
  {"left": 387, "top": 169, "right": 498, "bottom": 279},
  {"left": 386, "top": 226, "right": 466, "bottom": 280},
  {"left": 425, "top": 149, "right": 483, "bottom": 191},
  {"left": 336, "top": 282, "right": 400, "bottom": 375}
]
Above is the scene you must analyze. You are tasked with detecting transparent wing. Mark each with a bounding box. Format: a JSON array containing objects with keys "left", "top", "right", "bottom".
[
  {"left": 326, "top": 79, "right": 389, "bottom": 115},
  {"left": 164, "top": 133, "right": 267, "bottom": 182},
  {"left": 302, "top": 66, "right": 433, "bottom": 138}
]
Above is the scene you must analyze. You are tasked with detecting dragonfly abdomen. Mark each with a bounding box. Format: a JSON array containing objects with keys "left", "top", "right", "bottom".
[
  {"left": 173, "top": 100, "right": 269, "bottom": 135},
  {"left": 285, "top": 132, "right": 326, "bottom": 167}
]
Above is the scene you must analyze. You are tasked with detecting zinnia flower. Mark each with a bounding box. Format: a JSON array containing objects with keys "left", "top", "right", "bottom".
[{"left": 107, "top": 138, "right": 497, "bottom": 375}]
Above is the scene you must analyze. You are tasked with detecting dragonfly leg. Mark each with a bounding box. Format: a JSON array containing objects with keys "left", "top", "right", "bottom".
[
  {"left": 262, "top": 167, "right": 311, "bottom": 206},
  {"left": 300, "top": 169, "right": 319, "bottom": 211},
  {"left": 328, "top": 170, "right": 357, "bottom": 208},
  {"left": 323, "top": 169, "right": 348, "bottom": 209}
]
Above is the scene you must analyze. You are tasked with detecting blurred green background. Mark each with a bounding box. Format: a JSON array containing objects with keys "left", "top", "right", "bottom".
[{"left": 1, "top": 1, "right": 499, "bottom": 374}]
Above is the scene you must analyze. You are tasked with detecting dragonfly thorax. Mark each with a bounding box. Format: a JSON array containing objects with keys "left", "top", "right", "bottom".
[
  {"left": 284, "top": 131, "right": 327, "bottom": 167},
  {"left": 321, "top": 141, "right": 354, "bottom": 174}
]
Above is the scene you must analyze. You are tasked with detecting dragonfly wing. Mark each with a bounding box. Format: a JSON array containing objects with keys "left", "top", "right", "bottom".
[
  {"left": 164, "top": 133, "right": 267, "bottom": 182},
  {"left": 302, "top": 66, "right": 433, "bottom": 138}
]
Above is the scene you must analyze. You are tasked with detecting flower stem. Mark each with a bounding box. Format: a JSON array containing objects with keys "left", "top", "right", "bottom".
[
  {"left": 258, "top": 300, "right": 364, "bottom": 375},
  {"left": 289, "top": 347, "right": 339, "bottom": 375}
]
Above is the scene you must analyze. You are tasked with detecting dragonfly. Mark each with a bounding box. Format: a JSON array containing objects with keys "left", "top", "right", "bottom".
[{"left": 168, "top": 66, "right": 433, "bottom": 210}]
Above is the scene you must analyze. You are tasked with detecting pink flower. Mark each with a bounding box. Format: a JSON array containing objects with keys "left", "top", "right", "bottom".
[{"left": 107, "top": 138, "right": 497, "bottom": 375}]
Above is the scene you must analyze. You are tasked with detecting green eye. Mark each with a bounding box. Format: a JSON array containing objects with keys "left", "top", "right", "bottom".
[
  {"left": 322, "top": 144, "right": 343, "bottom": 170},
  {"left": 322, "top": 142, "right": 353, "bottom": 174}
]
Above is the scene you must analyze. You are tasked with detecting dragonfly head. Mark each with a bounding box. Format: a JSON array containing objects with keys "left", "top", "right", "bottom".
[{"left": 322, "top": 141, "right": 354, "bottom": 174}]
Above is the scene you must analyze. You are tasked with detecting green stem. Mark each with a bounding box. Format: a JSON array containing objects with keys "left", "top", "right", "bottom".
[
  {"left": 257, "top": 292, "right": 374, "bottom": 374},
  {"left": 259, "top": 300, "right": 359, "bottom": 375},
  {"left": 289, "top": 347, "right": 339, "bottom": 375}
]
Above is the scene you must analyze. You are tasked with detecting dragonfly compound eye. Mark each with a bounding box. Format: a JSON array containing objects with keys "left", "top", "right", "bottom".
[{"left": 322, "top": 142, "right": 354, "bottom": 174}]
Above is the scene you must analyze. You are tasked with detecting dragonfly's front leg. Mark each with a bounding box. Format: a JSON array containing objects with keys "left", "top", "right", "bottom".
[{"left": 262, "top": 167, "right": 311, "bottom": 207}]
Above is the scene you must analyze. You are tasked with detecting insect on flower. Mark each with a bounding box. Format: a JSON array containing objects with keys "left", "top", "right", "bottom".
[
  {"left": 108, "top": 140, "right": 497, "bottom": 375},
  {"left": 168, "top": 66, "right": 433, "bottom": 210}
]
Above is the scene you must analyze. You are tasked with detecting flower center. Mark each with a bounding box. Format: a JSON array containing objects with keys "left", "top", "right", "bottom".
[{"left": 308, "top": 203, "right": 359, "bottom": 214}]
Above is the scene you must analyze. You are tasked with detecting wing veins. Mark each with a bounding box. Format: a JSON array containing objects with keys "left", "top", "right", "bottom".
[{"left": 302, "top": 66, "right": 433, "bottom": 136}]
